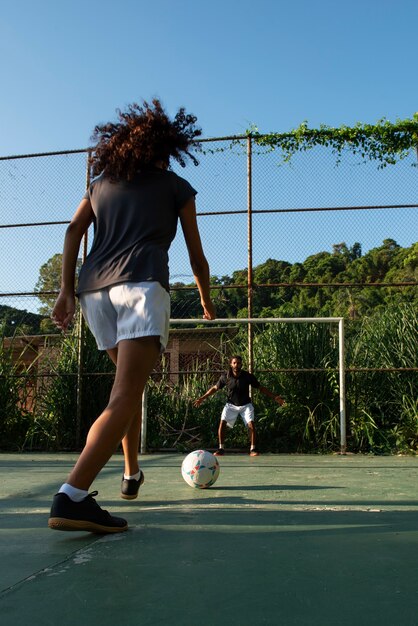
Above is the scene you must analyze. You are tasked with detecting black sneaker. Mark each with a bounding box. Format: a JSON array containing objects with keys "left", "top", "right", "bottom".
[
  {"left": 121, "top": 469, "right": 145, "bottom": 500},
  {"left": 214, "top": 448, "right": 225, "bottom": 456},
  {"left": 249, "top": 448, "right": 260, "bottom": 457},
  {"left": 48, "top": 491, "right": 128, "bottom": 533}
]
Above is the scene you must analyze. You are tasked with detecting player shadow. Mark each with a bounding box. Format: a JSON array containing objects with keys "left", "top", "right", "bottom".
[
  {"left": 3, "top": 508, "right": 418, "bottom": 626},
  {"left": 214, "top": 484, "right": 340, "bottom": 491}
]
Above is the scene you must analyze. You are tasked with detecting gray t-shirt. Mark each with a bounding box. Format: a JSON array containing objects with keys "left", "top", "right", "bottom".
[{"left": 77, "top": 169, "right": 196, "bottom": 294}]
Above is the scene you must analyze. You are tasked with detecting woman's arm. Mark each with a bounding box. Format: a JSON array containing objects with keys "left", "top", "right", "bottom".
[
  {"left": 179, "top": 196, "right": 216, "bottom": 320},
  {"left": 51, "top": 197, "right": 94, "bottom": 330}
]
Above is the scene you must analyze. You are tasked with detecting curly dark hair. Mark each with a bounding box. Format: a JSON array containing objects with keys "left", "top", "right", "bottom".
[{"left": 89, "top": 98, "right": 202, "bottom": 181}]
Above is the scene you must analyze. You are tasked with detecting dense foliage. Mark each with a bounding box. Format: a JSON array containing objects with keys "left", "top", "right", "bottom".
[
  {"left": 4, "top": 238, "right": 415, "bottom": 335},
  {"left": 146, "top": 304, "right": 417, "bottom": 455},
  {"left": 1, "top": 237, "right": 416, "bottom": 453},
  {"left": 1, "top": 303, "right": 416, "bottom": 454},
  {"left": 3, "top": 322, "right": 115, "bottom": 451},
  {"left": 171, "top": 239, "right": 418, "bottom": 319},
  {"left": 0, "top": 305, "right": 45, "bottom": 336}
]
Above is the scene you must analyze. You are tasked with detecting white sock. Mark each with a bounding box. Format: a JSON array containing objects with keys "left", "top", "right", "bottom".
[
  {"left": 59, "top": 483, "right": 89, "bottom": 502},
  {"left": 219, "top": 444, "right": 224, "bottom": 449},
  {"left": 124, "top": 471, "right": 141, "bottom": 481}
]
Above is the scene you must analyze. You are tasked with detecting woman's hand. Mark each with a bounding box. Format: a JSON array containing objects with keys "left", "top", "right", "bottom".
[
  {"left": 51, "top": 291, "right": 76, "bottom": 331},
  {"left": 202, "top": 300, "right": 216, "bottom": 320}
]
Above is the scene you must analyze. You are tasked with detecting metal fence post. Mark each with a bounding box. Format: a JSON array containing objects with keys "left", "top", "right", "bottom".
[
  {"left": 75, "top": 151, "right": 91, "bottom": 447},
  {"left": 247, "top": 135, "right": 254, "bottom": 374},
  {"left": 338, "top": 318, "right": 347, "bottom": 453}
]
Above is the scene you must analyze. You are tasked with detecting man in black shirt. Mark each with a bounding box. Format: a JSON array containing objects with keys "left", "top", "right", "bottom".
[{"left": 193, "top": 355, "right": 284, "bottom": 456}]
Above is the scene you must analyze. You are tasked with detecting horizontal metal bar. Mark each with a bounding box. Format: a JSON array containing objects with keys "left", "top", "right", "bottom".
[
  {"left": 0, "top": 148, "right": 89, "bottom": 160},
  {"left": 2, "top": 204, "right": 416, "bottom": 229},
  {"left": 0, "top": 136, "right": 246, "bottom": 160},
  {"left": 170, "top": 282, "right": 418, "bottom": 290},
  {"left": 0, "top": 221, "right": 70, "bottom": 229},
  {"left": 4, "top": 366, "right": 417, "bottom": 379},
  {"left": 170, "top": 317, "right": 343, "bottom": 323},
  {"left": 1, "top": 281, "right": 416, "bottom": 299},
  {"left": 197, "top": 204, "right": 418, "bottom": 216}
]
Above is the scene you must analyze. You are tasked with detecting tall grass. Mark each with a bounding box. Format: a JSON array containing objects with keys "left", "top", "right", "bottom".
[
  {"left": 146, "top": 323, "right": 342, "bottom": 452},
  {"left": 0, "top": 333, "right": 32, "bottom": 450},
  {"left": 347, "top": 303, "right": 418, "bottom": 453},
  {"left": 251, "top": 322, "right": 340, "bottom": 451},
  {"left": 147, "top": 358, "right": 225, "bottom": 451},
  {"left": 29, "top": 324, "right": 114, "bottom": 450},
  {"left": 2, "top": 304, "right": 416, "bottom": 453},
  {"left": 146, "top": 309, "right": 416, "bottom": 454}
]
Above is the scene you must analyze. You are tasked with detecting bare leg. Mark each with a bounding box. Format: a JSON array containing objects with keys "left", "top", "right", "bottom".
[
  {"left": 107, "top": 347, "right": 142, "bottom": 477},
  {"left": 121, "top": 411, "right": 142, "bottom": 476},
  {"left": 248, "top": 421, "right": 256, "bottom": 448},
  {"left": 66, "top": 337, "right": 160, "bottom": 490},
  {"left": 218, "top": 420, "right": 227, "bottom": 446}
]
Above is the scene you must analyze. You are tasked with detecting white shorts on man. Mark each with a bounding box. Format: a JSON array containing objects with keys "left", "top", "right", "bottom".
[{"left": 221, "top": 402, "right": 255, "bottom": 428}]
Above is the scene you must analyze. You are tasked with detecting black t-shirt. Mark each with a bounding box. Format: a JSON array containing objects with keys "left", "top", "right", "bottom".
[
  {"left": 216, "top": 370, "right": 260, "bottom": 405},
  {"left": 77, "top": 169, "right": 196, "bottom": 294}
]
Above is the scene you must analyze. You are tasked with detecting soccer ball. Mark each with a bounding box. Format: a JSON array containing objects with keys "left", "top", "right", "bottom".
[{"left": 181, "top": 449, "right": 220, "bottom": 489}]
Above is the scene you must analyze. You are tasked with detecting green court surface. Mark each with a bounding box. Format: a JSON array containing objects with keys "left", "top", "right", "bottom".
[{"left": 1, "top": 452, "right": 418, "bottom": 625}]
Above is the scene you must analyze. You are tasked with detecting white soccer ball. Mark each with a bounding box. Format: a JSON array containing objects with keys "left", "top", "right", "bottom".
[{"left": 181, "top": 449, "right": 220, "bottom": 489}]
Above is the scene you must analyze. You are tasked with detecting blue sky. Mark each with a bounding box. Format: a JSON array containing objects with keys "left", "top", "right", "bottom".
[
  {"left": 1, "top": 0, "right": 417, "bottom": 154},
  {"left": 0, "top": 0, "right": 417, "bottom": 313}
]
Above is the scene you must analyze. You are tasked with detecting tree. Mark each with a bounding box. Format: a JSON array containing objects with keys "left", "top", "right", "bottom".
[
  {"left": 302, "top": 251, "right": 346, "bottom": 283},
  {"left": 34, "top": 253, "right": 82, "bottom": 317},
  {"left": 0, "top": 305, "right": 44, "bottom": 336},
  {"left": 170, "top": 282, "right": 202, "bottom": 319},
  {"left": 33, "top": 241, "right": 417, "bottom": 327},
  {"left": 333, "top": 242, "right": 362, "bottom": 262}
]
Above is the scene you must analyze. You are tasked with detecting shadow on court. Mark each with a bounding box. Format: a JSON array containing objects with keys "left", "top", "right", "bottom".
[{"left": 1, "top": 452, "right": 417, "bottom": 625}]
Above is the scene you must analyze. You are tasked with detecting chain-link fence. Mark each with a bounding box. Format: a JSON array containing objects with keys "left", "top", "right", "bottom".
[{"left": 0, "top": 137, "right": 417, "bottom": 452}]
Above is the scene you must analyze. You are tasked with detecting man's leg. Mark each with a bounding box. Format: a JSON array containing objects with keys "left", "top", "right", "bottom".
[
  {"left": 248, "top": 421, "right": 257, "bottom": 448},
  {"left": 218, "top": 420, "right": 227, "bottom": 446},
  {"left": 241, "top": 404, "right": 259, "bottom": 456},
  {"left": 214, "top": 405, "right": 238, "bottom": 456},
  {"left": 214, "top": 410, "right": 229, "bottom": 456},
  {"left": 248, "top": 422, "right": 259, "bottom": 456}
]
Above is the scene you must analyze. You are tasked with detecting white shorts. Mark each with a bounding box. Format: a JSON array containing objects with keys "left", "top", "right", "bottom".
[
  {"left": 221, "top": 402, "right": 255, "bottom": 428},
  {"left": 79, "top": 281, "right": 170, "bottom": 351}
]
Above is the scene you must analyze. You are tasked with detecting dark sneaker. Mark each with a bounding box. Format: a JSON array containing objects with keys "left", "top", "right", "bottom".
[
  {"left": 121, "top": 469, "right": 145, "bottom": 500},
  {"left": 249, "top": 449, "right": 260, "bottom": 457},
  {"left": 214, "top": 448, "right": 225, "bottom": 456},
  {"left": 48, "top": 491, "right": 128, "bottom": 533}
]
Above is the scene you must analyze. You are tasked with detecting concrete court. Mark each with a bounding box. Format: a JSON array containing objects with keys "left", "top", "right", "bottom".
[{"left": 0, "top": 452, "right": 418, "bottom": 626}]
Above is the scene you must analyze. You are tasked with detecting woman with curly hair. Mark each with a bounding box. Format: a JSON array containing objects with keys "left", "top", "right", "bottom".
[{"left": 48, "top": 99, "right": 216, "bottom": 533}]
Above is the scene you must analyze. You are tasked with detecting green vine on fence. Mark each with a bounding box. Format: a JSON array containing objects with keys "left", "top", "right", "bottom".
[{"left": 204, "top": 114, "right": 418, "bottom": 168}]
